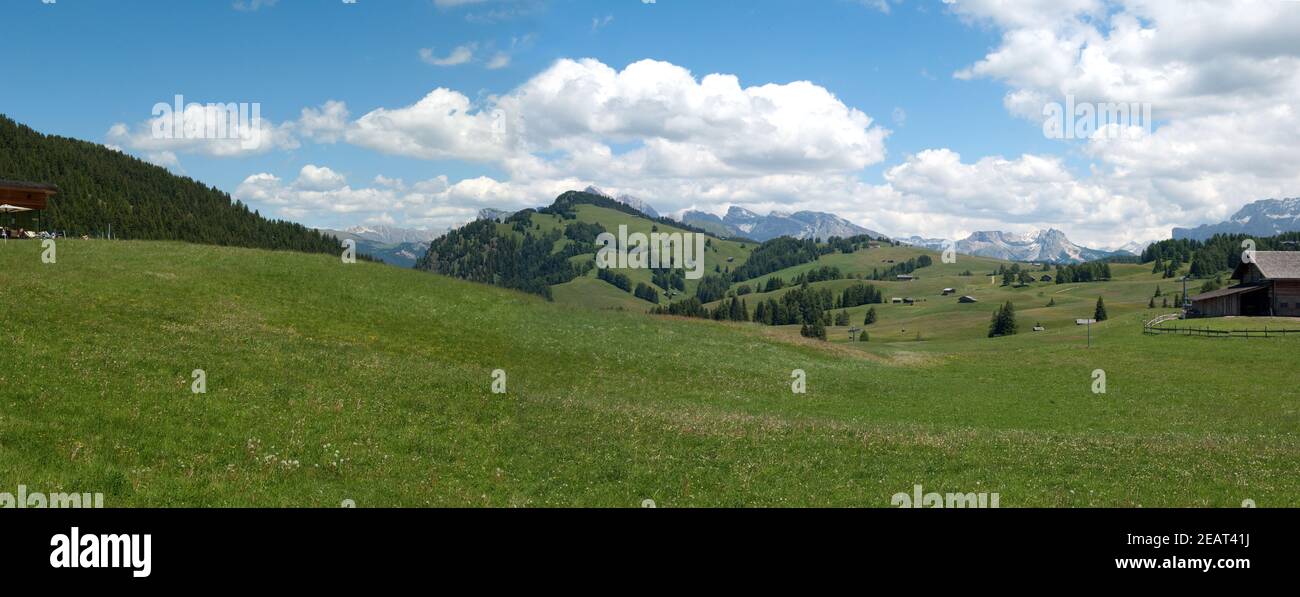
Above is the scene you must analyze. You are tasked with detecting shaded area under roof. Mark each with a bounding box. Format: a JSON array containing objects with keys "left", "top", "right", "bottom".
[{"left": 1189, "top": 283, "right": 1269, "bottom": 302}]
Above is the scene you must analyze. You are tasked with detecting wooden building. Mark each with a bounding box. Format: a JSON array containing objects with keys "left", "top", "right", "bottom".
[
  {"left": 0, "top": 180, "right": 59, "bottom": 229},
  {"left": 0, "top": 180, "right": 58, "bottom": 210},
  {"left": 1189, "top": 252, "right": 1300, "bottom": 317}
]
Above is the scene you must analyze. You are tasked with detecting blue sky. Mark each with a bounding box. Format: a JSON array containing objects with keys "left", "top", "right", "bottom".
[{"left": 3, "top": 0, "right": 1298, "bottom": 247}]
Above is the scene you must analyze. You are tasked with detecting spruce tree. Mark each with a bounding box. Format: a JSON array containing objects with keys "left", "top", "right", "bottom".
[
  {"left": 864, "top": 307, "right": 877, "bottom": 325},
  {"left": 1095, "top": 296, "right": 1108, "bottom": 321},
  {"left": 988, "top": 301, "right": 1018, "bottom": 337},
  {"left": 811, "top": 320, "right": 828, "bottom": 341}
]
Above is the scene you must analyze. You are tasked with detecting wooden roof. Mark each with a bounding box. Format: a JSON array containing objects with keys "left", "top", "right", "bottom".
[
  {"left": 1190, "top": 283, "right": 1268, "bottom": 302},
  {"left": 1233, "top": 251, "right": 1300, "bottom": 280},
  {"left": 0, "top": 180, "right": 58, "bottom": 210},
  {"left": 0, "top": 180, "right": 59, "bottom": 193}
]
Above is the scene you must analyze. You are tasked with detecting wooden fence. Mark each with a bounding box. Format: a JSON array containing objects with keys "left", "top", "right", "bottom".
[{"left": 1144, "top": 314, "right": 1300, "bottom": 338}]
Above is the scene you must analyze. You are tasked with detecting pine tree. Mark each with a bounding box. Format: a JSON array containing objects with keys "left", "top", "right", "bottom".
[
  {"left": 1094, "top": 296, "right": 1108, "bottom": 321},
  {"left": 864, "top": 307, "right": 877, "bottom": 325},
  {"left": 988, "top": 301, "right": 1018, "bottom": 337}
]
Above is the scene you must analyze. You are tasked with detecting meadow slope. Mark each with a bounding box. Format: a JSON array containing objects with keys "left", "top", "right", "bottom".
[{"left": 2, "top": 240, "right": 1298, "bottom": 506}]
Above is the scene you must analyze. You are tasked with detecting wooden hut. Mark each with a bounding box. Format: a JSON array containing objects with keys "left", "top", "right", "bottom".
[{"left": 1189, "top": 252, "right": 1300, "bottom": 317}]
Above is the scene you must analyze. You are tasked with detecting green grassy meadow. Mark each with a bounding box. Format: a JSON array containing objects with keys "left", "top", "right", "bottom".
[{"left": 2, "top": 240, "right": 1299, "bottom": 507}]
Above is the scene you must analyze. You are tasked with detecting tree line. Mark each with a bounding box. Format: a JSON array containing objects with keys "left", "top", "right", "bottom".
[
  {"left": 1143, "top": 232, "right": 1300, "bottom": 279},
  {"left": 652, "top": 281, "right": 886, "bottom": 341}
]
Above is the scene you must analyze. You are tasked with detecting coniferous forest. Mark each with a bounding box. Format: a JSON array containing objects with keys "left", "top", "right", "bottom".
[{"left": 0, "top": 115, "right": 338, "bottom": 254}]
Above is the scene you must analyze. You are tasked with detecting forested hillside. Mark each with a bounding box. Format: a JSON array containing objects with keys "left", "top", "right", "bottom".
[
  {"left": 1142, "top": 232, "right": 1300, "bottom": 278},
  {"left": 0, "top": 115, "right": 337, "bottom": 254}
]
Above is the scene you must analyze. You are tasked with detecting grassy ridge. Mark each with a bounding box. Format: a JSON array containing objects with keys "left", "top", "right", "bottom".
[{"left": 2, "top": 240, "right": 1298, "bottom": 506}]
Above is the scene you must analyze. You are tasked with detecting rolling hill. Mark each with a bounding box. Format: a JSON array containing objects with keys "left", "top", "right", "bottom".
[
  {"left": 0, "top": 115, "right": 339, "bottom": 254},
  {"left": 418, "top": 190, "right": 759, "bottom": 303},
  {"left": 4, "top": 239, "right": 1298, "bottom": 506}
]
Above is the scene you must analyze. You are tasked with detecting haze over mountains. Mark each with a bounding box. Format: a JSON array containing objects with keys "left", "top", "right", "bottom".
[{"left": 1173, "top": 198, "right": 1300, "bottom": 241}]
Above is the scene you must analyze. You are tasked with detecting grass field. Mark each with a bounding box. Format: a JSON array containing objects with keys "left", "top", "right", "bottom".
[{"left": 3, "top": 240, "right": 1299, "bottom": 507}]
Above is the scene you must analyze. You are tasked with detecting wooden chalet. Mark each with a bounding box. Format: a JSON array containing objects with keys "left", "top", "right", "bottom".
[
  {"left": 0, "top": 180, "right": 59, "bottom": 229},
  {"left": 1189, "top": 252, "right": 1300, "bottom": 317}
]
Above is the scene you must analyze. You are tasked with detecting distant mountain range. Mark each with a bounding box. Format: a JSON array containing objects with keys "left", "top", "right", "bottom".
[
  {"left": 318, "top": 225, "right": 441, "bottom": 268},
  {"left": 680, "top": 206, "right": 885, "bottom": 242},
  {"left": 478, "top": 208, "right": 515, "bottom": 222},
  {"left": 566, "top": 186, "right": 887, "bottom": 242},
  {"left": 583, "top": 186, "right": 661, "bottom": 219},
  {"left": 1173, "top": 198, "right": 1300, "bottom": 241},
  {"left": 1109, "top": 240, "right": 1153, "bottom": 256},
  {"left": 900, "top": 229, "right": 1119, "bottom": 264}
]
